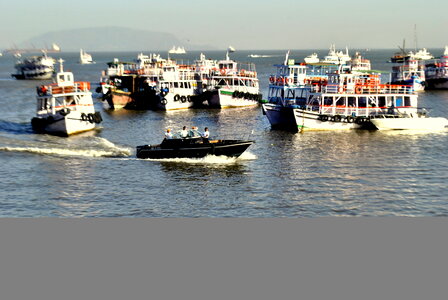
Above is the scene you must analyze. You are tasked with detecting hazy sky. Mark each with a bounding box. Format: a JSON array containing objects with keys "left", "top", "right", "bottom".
[{"left": 0, "top": 0, "right": 446, "bottom": 50}]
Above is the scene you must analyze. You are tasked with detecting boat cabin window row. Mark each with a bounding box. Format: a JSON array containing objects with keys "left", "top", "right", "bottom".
[
  {"left": 216, "top": 78, "right": 257, "bottom": 87},
  {"left": 319, "top": 95, "right": 412, "bottom": 108},
  {"left": 162, "top": 82, "right": 193, "bottom": 89}
]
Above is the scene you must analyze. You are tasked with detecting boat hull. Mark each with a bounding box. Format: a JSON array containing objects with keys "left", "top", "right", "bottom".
[
  {"left": 136, "top": 140, "right": 253, "bottom": 159},
  {"left": 31, "top": 112, "right": 101, "bottom": 136},
  {"left": 370, "top": 116, "right": 448, "bottom": 130},
  {"left": 425, "top": 78, "right": 448, "bottom": 89},
  {"left": 262, "top": 104, "right": 297, "bottom": 131},
  {"left": 156, "top": 91, "right": 196, "bottom": 110},
  {"left": 293, "top": 109, "right": 368, "bottom": 131},
  {"left": 208, "top": 89, "right": 260, "bottom": 108},
  {"left": 105, "top": 89, "right": 155, "bottom": 110},
  {"left": 12, "top": 70, "right": 53, "bottom": 80}
]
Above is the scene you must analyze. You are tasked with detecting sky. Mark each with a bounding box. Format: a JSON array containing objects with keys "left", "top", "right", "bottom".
[{"left": 0, "top": 0, "right": 446, "bottom": 50}]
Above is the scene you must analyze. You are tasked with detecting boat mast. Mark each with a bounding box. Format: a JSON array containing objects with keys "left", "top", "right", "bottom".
[
  {"left": 414, "top": 24, "right": 418, "bottom": 52},
  {"left": 58, "top": 58, "right": 64, "bottom": 72}
]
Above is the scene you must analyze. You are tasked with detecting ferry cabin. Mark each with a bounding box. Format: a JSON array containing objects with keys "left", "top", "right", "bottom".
[
  {"left": 36, "top": 71, "right": 93, "bottom": 117},
  {"left": 306, "top": 72, "right": 418, "bottom": 117},
  {"left": 267, "top": 63, "right": 308, "bottom": 106},
  {"left": 209, "top": 59, "right": 259, "bottom": 92}
]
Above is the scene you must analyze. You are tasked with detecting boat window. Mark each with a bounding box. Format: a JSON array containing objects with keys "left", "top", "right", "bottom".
[
  {"left": 287, "top": 89, "right": 295, "bottom": 99},
  {"left": 335, "top": 97, "right": 345, "bottom": 106},
  {"left": 386, "top": 96, "right": 394, "bottom": 107},
  {"left": 396, "top": 97, "right": 403, "bottom": 107},
  {"left": 65, "top": 96, "right": 75, "bottom": 105},
  {"left": 404, "top": 96, "right": 410, "bottom": 106},
  {"left": 347, "top": 97, "right": 356, "bottom": 107},
  {"left": 358, "top": 97, "right": 367, "bottom": 107},
  {"left": 378, "top": 96, "right": 386, "bottom": 107},
  {"left": 174, "top": 82, "right": 179, "bottom": 88},
  {"left": 323, "top": 96, "right": 332, "bottom": 106}
]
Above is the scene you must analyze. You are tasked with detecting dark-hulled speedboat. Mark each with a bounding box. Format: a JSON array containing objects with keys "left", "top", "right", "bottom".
[{"left": 136, "top": 131, "right": 254, "bottom": 159}]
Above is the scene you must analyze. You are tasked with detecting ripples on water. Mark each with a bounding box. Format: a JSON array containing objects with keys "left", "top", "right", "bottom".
[{"left": 1, "top": 50, "right": 448, "bottom": 217}]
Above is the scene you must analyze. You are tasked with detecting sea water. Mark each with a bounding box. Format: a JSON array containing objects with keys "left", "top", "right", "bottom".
[{"left": 1, "top": 49, "right": 448, "bottom": 217}]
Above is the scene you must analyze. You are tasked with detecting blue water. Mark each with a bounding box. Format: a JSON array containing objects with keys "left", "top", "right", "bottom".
[{"left": 1, "top": 49, "right": 448, "bottom": 217}]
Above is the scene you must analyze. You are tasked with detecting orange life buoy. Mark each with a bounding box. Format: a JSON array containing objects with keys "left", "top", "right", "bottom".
[
  {"left": 269, "top": 76, "right": 275, "bottom": 83},
  {"left": 355, "top": 86, "right": 362, "bottom": 94}
]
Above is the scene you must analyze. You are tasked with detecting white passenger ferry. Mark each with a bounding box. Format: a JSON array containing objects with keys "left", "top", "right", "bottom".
[
  {"left": 262, "top": 54, "right": 431, "bottom": 131},
  {"left": 154, "top": 62, "right": 199, "bottom": 110},
  {"left": 12, "top": 52, "right": 55, "bottom": 80},
  {"left": 206, "top": 51, "right": 261, "bottom": 108},
  {"left": 32, "top": 59, "right": 102, "bottom": 136},
  {"left": 292, "top": 69, "right": 418, "bottom": 131}
]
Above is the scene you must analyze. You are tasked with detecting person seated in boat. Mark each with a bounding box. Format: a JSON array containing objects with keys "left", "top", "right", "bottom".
[
  {"left": 164, "top": 128, "right": 173, "bottom": 139},
  {"left": 188, "top": 126, "right": 201, "bottom": 138},
  {"left": 201, "top": 127, "right": 210, "bottom": 143},
  {"left": 180, "top": 126, "right": 189, "bottom": 138}
]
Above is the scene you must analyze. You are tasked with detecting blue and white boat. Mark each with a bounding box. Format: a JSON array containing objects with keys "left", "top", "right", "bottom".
[{"left": 390, "top": 57, "right": 425, "bottom": 91}]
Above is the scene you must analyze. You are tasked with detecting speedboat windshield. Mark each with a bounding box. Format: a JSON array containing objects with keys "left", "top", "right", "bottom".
[{"left": 171, "top": 129, "right": 202, "bottom": 139}]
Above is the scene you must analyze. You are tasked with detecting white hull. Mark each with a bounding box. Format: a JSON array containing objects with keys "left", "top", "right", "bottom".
[
  {"left": 33, "top": 111, "right": 98, "bottom": 136},
  {"left": 208, "top": 89, "right": 259, "bottom": 108},
  {"left": 293, "top": 109, "right": 364, "bottom": 131},
  {"left": 370, "top": 116, "right": 448, "bottom": 130},
  {"left": 157, "top": 90, "right": 196, "bottom": 110}
]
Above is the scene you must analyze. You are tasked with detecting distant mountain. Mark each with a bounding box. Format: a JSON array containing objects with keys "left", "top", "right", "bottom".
[{"left": 18, "top": 27, "right": 214, "bottom": 52}]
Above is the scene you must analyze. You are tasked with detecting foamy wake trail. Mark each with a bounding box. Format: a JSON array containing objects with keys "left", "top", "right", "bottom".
[
  {"left": 0, "top": 146, "right": 128, "bottom": 158},
  {"left": 145, "top": 151, "right": 257, "bottom": 164},
  {"left": 93, "top": 137, "right": 133, "bottom": 155},
  {"left": 0, "top": 137, "right": 132, "bottom": 158}
]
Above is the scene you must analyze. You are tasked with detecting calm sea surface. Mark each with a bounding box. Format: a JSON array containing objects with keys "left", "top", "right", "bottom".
[{"left": 1, "top": 49, "right": 448, "bottom": 217}]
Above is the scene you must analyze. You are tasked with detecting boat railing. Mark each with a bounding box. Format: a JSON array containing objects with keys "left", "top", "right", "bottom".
[
  {"left": 268, "top": 76, "right": 304, "bottom": 86},
  {"left": 40, "top": 82, "right": 91, "bottom": 95},
  {"left": 317, "top": 105, "right": 389, "bottom": 117},
  {"left": 316, "top": 84, "right": 414, "bottom": 94}
]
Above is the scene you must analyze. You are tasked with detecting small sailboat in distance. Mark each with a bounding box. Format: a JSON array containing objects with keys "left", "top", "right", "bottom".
[{"left": 228, "top": 45, "right": 236, "bottom": 53}]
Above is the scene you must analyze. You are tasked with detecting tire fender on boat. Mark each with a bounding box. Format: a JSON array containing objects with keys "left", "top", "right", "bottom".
[
  {"left": 87, "top": 113, "right": 95, "bottom": 124},
  {"left": 180, "top": 96, "right": 187, "bottom": 103},
  {"left": 81, "top": 113, "right": 87, "bottom": 121},
  {"left": 94, "top": 112, "right": 103, "bottom": 123},
  {"left": 174, "top": 94, "right": 180, "bottom": 101}
]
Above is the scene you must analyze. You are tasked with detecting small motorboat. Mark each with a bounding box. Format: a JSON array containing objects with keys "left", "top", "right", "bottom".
[
  {"left": 31, "top": 59, "right": 102, "bottom": 136},
  {"left": 136, "top": 130, "right": 254, "bottom": 159}
]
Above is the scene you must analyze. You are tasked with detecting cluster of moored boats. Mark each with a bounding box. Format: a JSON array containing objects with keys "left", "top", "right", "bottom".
[
  {"left": 7, "top": 44, "right": 448, "bottom": 159},
  {"left": 97, "top": 50, "right": 261, "bottom": 110},
  {"left": 263, "top": 46, "right": 448, "bottom": 131}
]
